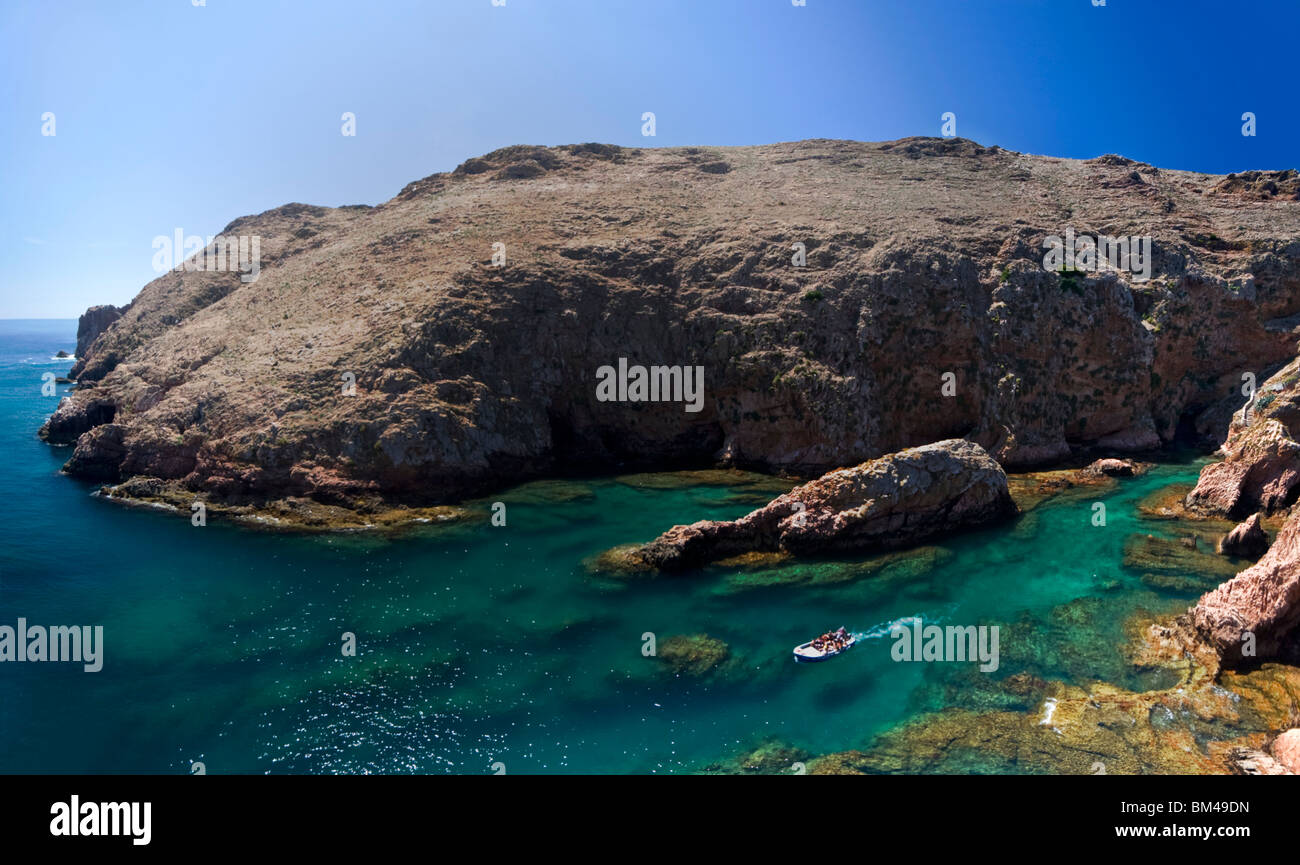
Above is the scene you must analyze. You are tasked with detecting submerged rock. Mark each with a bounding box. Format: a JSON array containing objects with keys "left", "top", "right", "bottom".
[
  {"left": 655, "top": 633, "right": 731, "bottom": 677},
  {"left": 629, "top": 439, "right": 1015, "bottom": 571},
  {"left": 1006, "top": 467, "right": 1112, "bottom": 513},
  {"left": 614, "top": 469, "right": 794, "bottom": 495},
  {"left": 701, "top": 739, "right": 810, "bottom": 775},
  {"left": 781, "top": 648, "right": 1300, "bottom": 775},
  {"left": 1133, "top": 481, "right": 1284, "bottom": 555},
  {"left": 1124, "top": 533, "right": 1242, "bottom": 594},
  {"left": 95, "top": 475, "right": 474, "bottom": 532},
  {"left": 585, "top": 543, "right": 659, "bottom": 578},
  {"left": 490, "top": 479, "right": 596, "bottom": 505},
  {"left": 1219, "top": 513, "right": 1270, "bottom": 559}
]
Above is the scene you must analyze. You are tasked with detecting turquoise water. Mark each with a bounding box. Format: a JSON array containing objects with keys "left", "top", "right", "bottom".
[{"left": 0, "top": 320, "right": 1217, "bottom": 774}]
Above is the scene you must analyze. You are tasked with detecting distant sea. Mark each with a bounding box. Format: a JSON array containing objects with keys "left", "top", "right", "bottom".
[{"left": 0, "top": 319, "right": 1244, "bottom": 773}]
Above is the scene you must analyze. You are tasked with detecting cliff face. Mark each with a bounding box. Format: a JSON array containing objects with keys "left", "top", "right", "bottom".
[
  {"left": 1187, "top": 355, "right": 1300, "bottom": 517},
  {"left": 73, "top": 304, "right": 125, "bottom": 363},
  {"left": 41, "top": 139, "right": 1300, "bottom": 510},
  {"left": 1192, "top": 505, "right": 1300, "bottom": 665}
]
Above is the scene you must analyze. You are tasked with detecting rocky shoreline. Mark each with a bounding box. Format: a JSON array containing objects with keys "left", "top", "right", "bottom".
[{"left": 94, "top": 474, "right": 474, "bottom": 533}]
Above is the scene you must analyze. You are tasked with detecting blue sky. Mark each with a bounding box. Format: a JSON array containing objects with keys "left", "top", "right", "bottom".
[{"left": 2, "top": 0, "right": 1296, "bottom": 319}]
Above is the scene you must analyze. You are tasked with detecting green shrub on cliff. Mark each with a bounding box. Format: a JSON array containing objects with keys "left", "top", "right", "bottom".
[{"left": 1058, "top": 267, "right": 1084, "bottom": 295}]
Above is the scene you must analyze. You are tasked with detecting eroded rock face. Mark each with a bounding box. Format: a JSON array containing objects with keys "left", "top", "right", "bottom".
[
  {"left": 632, "top": 439, "right": 1016, "bottom": 571},
  {"left": 1187, "top": 359, "right": 1300, "bottom": 518},
  {"left": 73, "top": 304, "right": 124, "bottom": 365},
  {"left": 1191, "top": 507, "right": 1300, "bottom": 665},
  {"left": 41, "top": 139, "right": 1300, "bottom": 512},
  {"left": 1233, "top": 747, "right": 1293, "bottom": 775},
  {"left": 38, "top": 396, "right": 117, "bottom": 445},
  {"left": 1219, "top": 513, "right": 1270, "bottom": 559}
]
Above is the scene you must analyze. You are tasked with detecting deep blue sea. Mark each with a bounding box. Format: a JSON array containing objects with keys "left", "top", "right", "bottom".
[{"left": 0, "top": 319, "right": 1228, "bottom": 773}]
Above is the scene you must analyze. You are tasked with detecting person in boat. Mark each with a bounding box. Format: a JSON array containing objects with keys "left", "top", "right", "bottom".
[{"left": 811, "top": 630, "right": 838, "bottom": 653}]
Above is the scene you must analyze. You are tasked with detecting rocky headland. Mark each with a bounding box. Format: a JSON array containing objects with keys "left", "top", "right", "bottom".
[
  {"left": 73, "top": 304, "right": 125, "bottom": 362},
  {"left": 39, "top": 138, "right": 1300, "bottom": 527}
]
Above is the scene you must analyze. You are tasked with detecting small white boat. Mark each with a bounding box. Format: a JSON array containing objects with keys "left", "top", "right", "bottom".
[{"left": 793, "top": 628, "right": 856, "bottom": 662}]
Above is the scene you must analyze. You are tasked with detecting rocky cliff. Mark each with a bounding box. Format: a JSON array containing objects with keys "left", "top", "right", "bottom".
[
  {"left": 1187, "top": 356, "right": 1300, "bottom": 517},
  {"left": 1192, "top": 506, "right": 1300, "bottom": 665},
  {"left": 41, "top": 139, "right": 1300, "bottom": 515},
  {"left": 73, "top": 304, "right": 125, "bottom": 363}
]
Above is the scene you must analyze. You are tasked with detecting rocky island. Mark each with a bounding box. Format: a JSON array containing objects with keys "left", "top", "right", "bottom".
[{"left": 40, "top": 138, "right": 1300, "bottom": 532}]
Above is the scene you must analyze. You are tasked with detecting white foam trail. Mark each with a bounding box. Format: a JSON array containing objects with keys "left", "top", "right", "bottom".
[{"left": 858, "top": 613, "right": 930, "bottom": 641}]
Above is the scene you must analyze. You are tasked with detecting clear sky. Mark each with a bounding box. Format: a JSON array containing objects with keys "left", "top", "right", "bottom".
[{"left": 2, "top": 0, "right": 1296, "bottom": 318}]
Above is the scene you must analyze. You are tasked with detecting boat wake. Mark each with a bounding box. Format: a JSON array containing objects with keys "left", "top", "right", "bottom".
[{"left": 855, "top": 611, "right": 950, "bottom": 642}]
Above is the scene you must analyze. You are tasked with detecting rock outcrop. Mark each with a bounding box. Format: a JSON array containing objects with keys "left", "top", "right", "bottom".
[
  {"left": 1232, "top": 747, "right": 1293, "bottom": 775},
  {"left": 72, "top": 304, "right": 125, "bottom": 365},
  {"left": 1186, "top": 358, "right": 1300, "bottom": 518},
  {"left": 1231, "top": 728, "right": 1300, "bottom": 775},
  {"left": 1219, "top": 512, "right": 1270, "bottom": 559},
  {"left": 1272, "top": 728, "right": 1300, "bottom": 773},
  {"left": 41, "top": 139, "right": 1300, "bottom": 515},
  {"left": 1080, "top": 457, "right": 1136, "bottom": 477},
  {"left": 1191, "top": 507, "right": 1300, "bottom": 665},
  {"left": 632, "top": 439, "right": 1015, "bottom": 571}
]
